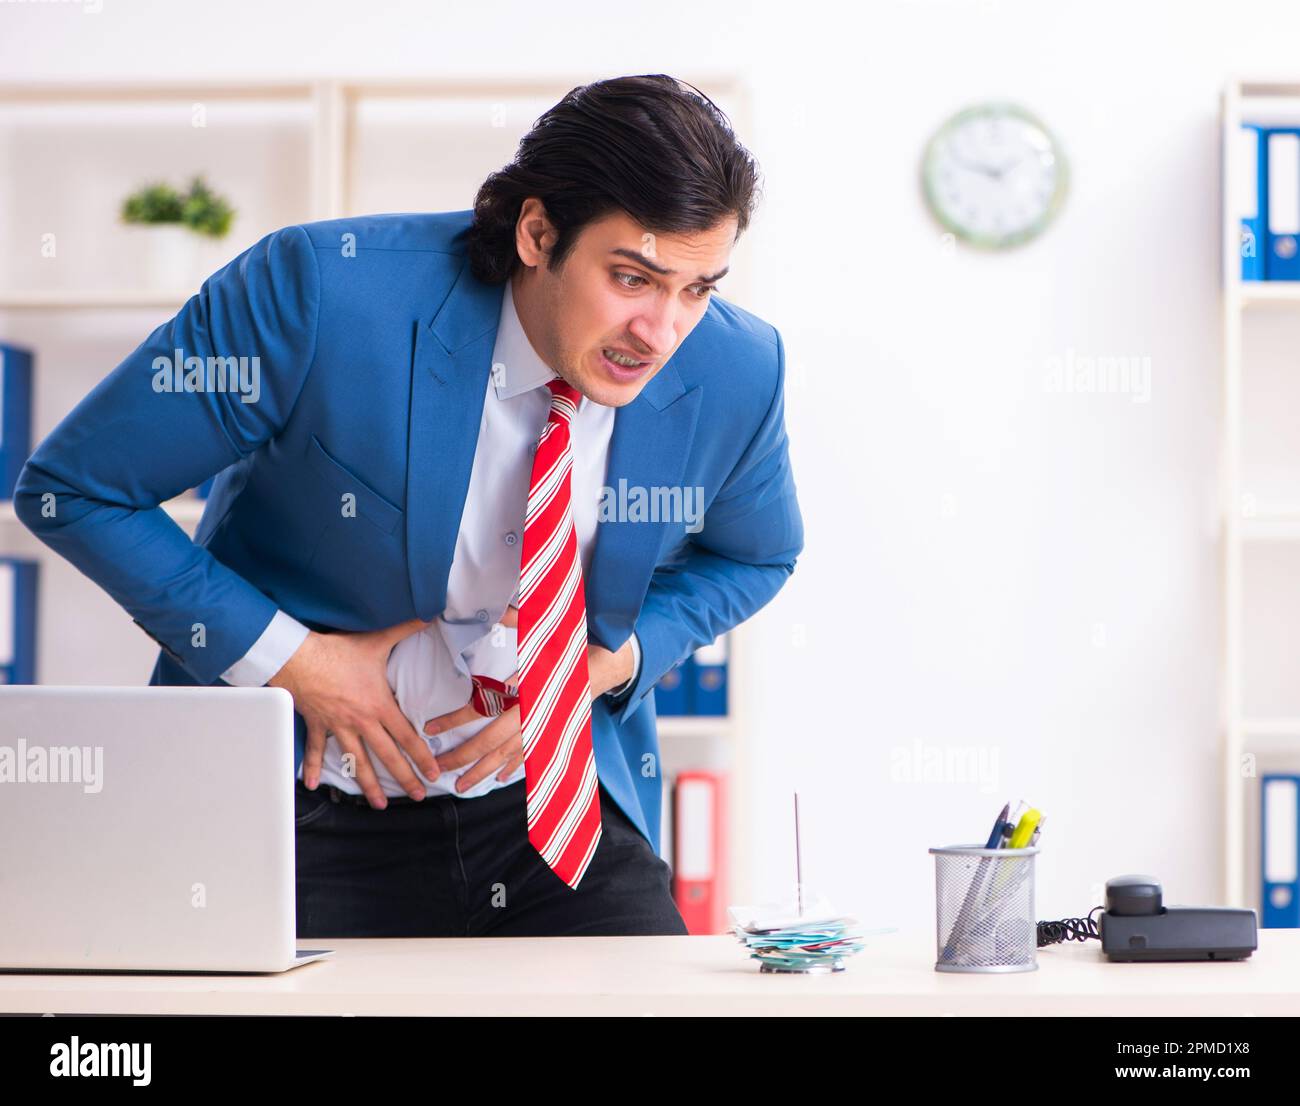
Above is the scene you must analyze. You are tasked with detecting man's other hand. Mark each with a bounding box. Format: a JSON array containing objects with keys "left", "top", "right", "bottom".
[{"left": 268, "top": 619, "right": 437, "bottom": 809}]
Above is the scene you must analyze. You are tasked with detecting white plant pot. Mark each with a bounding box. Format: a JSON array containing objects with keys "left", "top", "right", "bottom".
[{"left": 137, "top": 224, "right": 199, "bottom": 292}]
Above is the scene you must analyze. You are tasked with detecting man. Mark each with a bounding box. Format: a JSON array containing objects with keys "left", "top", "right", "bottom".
[{"left": 15, "top": 74, "right": 803, "bottom": 938}]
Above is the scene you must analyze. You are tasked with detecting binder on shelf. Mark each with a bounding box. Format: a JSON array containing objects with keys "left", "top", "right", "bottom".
[
  {"left": 1266, "top": 129, "right": 1300, "bottom": 280},
  {"left": 0, "top": 557, "right": 38, "bottom": 685},
  {"left": 655, "top": 657, "right": 692, "bottom": 715},
  {"left": 691, "top": 634, "right": 728, "bottom": 716},
  {"left": 658, "top": 769, "right": 675, "bottom": 868},
  {"left": 1262, "top": 775, "right": 1300, "bottom": 928},
  {"left": 0, "top": 343, "right": 33, "bottom": 500},
  {"left": 1238, "top": 123, "right": 1265, "bottom": 281},
  {"left": 672, "top": 770, "right": 727, "bottom": 934}
]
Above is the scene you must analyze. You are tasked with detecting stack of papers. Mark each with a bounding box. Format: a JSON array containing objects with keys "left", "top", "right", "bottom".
[{"left": 728, "top": 899, "right": 893, "bottom": 974}]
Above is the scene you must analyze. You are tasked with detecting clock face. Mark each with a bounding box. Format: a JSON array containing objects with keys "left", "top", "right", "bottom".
[{"left": 922, "top": 103, "right": 1067, "bottom": 249}]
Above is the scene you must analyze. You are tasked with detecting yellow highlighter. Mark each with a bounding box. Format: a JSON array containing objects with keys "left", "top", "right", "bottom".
[
  {"left": 1007, "top": 808, "right": 1042, "bottom": 849},
  {"left": 982, "top": 805, "right": 1043, "bottom": 905}
]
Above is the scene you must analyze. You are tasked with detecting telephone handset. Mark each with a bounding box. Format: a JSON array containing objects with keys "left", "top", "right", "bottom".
[
  {"left": 1037, "top": 875, "right": 1257, "bottom": 961},
  {"left": 1098, "top": 875, "right": 1256, "bottom": 962}
]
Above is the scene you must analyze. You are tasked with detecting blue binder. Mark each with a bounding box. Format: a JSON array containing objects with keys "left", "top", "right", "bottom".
[
  {"left": 0, "top": 557, "right": 38, "bottom": 684},
  {"left": 1239, "top": 123, "right": 1265, "bottom": 281},
  {"left": 1266, "top": 129, "right": 1300, "bottom": 279},
  {"left": 655, "top": 658, "right": 692, "bottom": 715},
  {"left": 0, "top": 343, "right": 33, "bottom": 500},
  {"left": 1262, "top": 774, "right": 1300, "bottom": 928},
  {"left": 691, "top": 635, "right": 728, "bottom": 716}
]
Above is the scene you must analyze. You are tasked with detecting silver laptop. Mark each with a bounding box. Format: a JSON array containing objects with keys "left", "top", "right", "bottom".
[{"left": 0, "top": 685, "right": 332, "bottom": 973}]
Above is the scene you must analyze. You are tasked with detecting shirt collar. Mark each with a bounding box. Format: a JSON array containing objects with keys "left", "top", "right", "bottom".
[{"left": 491, "top": 278, "right": 562, "bottom": 401}]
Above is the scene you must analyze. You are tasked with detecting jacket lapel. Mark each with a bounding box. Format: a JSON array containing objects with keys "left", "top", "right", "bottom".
[
  {"left": 585, "top": 369, "right": 703, "bottom": 651},
  {"left": 405, "top": 260, "right": 503, "bottom": 620}
]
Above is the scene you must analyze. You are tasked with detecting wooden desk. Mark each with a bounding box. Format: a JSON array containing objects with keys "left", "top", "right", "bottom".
[{"left": 2, "top": 930, "right": 1297, "bottom": 1016}]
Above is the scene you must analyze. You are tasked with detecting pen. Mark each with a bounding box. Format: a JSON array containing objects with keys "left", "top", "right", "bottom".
[
  {"left": 972, "top": 813, "right": 1047, "bottom": 931},
  {"left": 940, "top": 801, "right": 1011, "bottom": 963},
  {"left": 985, "top": 802, "right": 1011, "bottom": 848}
]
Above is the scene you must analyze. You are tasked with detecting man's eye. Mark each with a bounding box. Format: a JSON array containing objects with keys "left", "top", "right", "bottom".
[{"left": 615, "top": 272, "right": 716, "bottom": 298}]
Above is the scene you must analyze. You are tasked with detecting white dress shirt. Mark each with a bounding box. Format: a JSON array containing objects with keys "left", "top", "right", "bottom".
[{"left": 220, "top": 278, "right": 641, "bottom": 798}]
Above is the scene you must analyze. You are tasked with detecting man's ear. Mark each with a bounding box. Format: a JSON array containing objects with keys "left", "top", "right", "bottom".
[{"left": 515, "top": 198, "right": 556, "bottom": 268}]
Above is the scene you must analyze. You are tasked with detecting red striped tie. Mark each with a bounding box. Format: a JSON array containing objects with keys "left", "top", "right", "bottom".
[
  {"left": 507, "top": 377, "right": 602, "bottom": 889},
  {"left": 468, "top": 674, "right": 517, "bottom": 719}
]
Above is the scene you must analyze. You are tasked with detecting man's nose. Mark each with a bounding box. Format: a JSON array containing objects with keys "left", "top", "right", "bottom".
[{"left": 628, "top": 304, "right": 677, "bottom": 359}]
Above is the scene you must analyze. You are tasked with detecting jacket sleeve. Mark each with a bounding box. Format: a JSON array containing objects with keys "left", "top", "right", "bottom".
[
  {"left": 220, "top": 608, "right": 312, "bottom": 687},
  {"left": 614, "top": 327, "right": 804, "bottom": 725},
  {"left": 13, "top": 224, "right": 322, "bottom": 684}
]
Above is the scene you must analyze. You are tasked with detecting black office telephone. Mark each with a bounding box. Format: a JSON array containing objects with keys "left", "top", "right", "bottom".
[{"left": 1038, "top": 875, "right": 1258, "bottom": 962}]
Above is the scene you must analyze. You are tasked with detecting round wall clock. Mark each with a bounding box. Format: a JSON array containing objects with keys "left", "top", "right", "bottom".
[{"left": 921, "top": 103, "right": 1068, "bottom": 249}]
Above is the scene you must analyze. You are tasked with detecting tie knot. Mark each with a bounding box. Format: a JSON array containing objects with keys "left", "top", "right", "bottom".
[{"left": 546, "top": 377, "right": 581, "bottom": 420}]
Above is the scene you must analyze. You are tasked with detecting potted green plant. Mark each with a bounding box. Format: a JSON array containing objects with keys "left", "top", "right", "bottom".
[{"left": 121, "top": 177, "right": 235, "bottom": 289}]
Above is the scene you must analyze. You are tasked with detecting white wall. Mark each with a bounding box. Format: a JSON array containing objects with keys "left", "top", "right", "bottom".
[{"left": 3, "top": 0, "right": 1295, "bottom": 931}]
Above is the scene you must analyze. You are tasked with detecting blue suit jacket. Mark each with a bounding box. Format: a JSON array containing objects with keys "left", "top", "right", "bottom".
[{"left": 14, "top": 210, "right": 804, "bottom": 852}]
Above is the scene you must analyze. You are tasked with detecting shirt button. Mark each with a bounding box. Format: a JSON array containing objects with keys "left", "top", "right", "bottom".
[
  {"left": 504, "top": 531, "right": 519, "bottom": 547},
  {"left": 476, "top": 609, "right": 489, "bottom": 622}
]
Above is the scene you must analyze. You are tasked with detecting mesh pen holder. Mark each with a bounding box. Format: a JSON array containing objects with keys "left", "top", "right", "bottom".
[{"left": 930, "top": 844, "right": 1040, "bottom": 973}]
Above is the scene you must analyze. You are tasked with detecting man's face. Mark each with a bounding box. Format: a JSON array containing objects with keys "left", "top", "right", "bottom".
[{"left": 510, "top": 203, "right": 737, "bottom": 408}]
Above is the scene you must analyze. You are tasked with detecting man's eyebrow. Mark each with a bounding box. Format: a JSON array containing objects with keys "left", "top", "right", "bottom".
[{"left": 609, "top": 248, "right": 729, "bottom": 284}]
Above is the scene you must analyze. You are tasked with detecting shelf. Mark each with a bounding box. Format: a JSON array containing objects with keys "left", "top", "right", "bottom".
[
  {"left": 656, "top": 716, "right": 734, "bottom": 739},
  {"left": 0, "top": 496, "right": 206, "bottom": 528},
  {"left": 1239, "top": 95, "right": 1300, "bottom": 127},
  {"left": 0, "top": 82, "right": 318, "bottom": 103},
  {"left": 1238, "top": 79, "right": 1300, "bottom": 97},
  {"left": 1238, "top": 718, "right": 1300, "bottom": 738},
  {"left": 0, "top": 290, "right": 192, "bottom": 310},
  {"left": 1237, "top": 283, "right": 1300, "bottom": 306},
  {"left": 1239, "top": 513, "right": 1300, "bottom": 540}
]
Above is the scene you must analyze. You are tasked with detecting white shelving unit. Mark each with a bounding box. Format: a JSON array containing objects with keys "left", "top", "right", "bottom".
[
  {"left": 1239, "top": 282, "right": 1300, "bottom": 304},
  {"left": 0, "top": 76, "right": 755, "bottom": 914},
  {"left": 1221, "top": 78, "right": 1300, "bottom": 907}
]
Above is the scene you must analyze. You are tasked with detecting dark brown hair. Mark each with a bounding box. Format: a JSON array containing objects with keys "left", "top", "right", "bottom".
[{"left": 467, "top": 74, "right": 761, "bottom": 285}]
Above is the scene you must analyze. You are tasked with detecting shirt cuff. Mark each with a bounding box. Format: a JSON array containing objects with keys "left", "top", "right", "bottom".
[
  {"left": 219, "top": 610, "right": 311, "bottom": 687},
  {"left": 604, "top": 631, "right": 641, "bottom": 701}
]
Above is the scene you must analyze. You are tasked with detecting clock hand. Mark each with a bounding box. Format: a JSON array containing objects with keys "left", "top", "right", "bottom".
[
  {"left": 949, "top": 152, "right": 1000, "bottom": 179},
  {"left": 991, "top": 153, "right": 1037, "bottom": 181}
]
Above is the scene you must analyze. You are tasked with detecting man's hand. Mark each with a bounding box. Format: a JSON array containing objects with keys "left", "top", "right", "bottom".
[
  {"left": 424, "top": 606, "right": 636, "bottom": 792},
  {"left": 268, "top": 619, "right": 438, "bottom": 809}
]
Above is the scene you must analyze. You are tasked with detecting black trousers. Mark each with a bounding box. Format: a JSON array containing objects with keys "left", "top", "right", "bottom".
[{"left": 294, "top": 776, "right": 688, "bottom": 938}]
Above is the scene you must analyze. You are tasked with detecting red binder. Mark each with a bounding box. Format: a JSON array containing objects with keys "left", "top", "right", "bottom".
[{"left": 671, "top": 771, "right": 727, "bottom": 934}]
